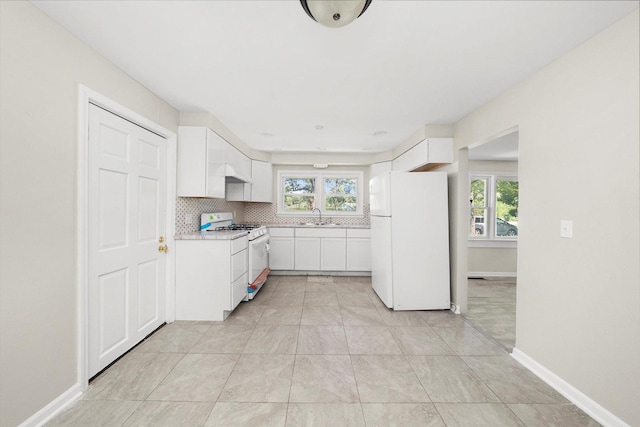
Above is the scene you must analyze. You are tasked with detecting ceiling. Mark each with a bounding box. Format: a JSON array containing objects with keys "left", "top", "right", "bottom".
[
  {"left": 32, "top": 1, "right": 638, "bottom": 154},
  {"left": 469, "top": 132, "right": 519, "bottom": 162}
]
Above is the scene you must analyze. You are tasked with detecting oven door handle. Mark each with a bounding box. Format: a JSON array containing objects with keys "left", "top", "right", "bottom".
[{"left": 265, "top": 243, "right": 270, "bottom": 253}]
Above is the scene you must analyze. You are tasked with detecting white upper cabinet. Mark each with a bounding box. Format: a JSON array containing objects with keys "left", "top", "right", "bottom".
[
  {"left": 392, "top": 138, "right": 453, "bottom": 172},
  {"left": 251, "top": 160, "right": 273, "bottom": 202},
  {"left": 177, "top": 127, "right": 225, "bottom": 198},
  {"left": 370, "top": 161, "right": 392, "bottom": 180}
]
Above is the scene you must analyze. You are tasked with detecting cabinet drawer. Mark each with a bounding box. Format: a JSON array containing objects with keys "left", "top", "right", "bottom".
[
  {"left": 231, "top": 273, "right": 247, "bottom": 310},
  {"left": 347, "top": 228, "right": 371, "bottom": 238},
  {"left": 231, "top": 249, "right": 247, "bottom": 282},
  {"left": 296, "top": 228, "right": 346, "bottom": 238},
  {"left": 269, "top": 227, "right": 295, "bottom": 237},
  {"left": 231, "top": 236, "right": 248, "bottom": 254}
]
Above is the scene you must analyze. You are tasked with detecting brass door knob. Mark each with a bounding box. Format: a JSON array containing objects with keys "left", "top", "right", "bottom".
[
  {"left": 158, "top": 244, "right": 169, "bottom": 252},
  {"left": 159, "top": 236, "right": 165, "bottom": 243}
]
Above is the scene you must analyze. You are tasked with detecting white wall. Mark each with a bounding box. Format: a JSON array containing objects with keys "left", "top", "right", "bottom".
[
  {"left": 453, "top": 10, "right": 639, "bottom": 425},
  {"left": 0, "top": 2, "right": 179, "bottom": 426}
]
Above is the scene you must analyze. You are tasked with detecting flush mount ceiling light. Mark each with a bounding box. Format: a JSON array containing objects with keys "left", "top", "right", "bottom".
[{"left": 300, "top": 0, "right": 372, "bottom": 28}]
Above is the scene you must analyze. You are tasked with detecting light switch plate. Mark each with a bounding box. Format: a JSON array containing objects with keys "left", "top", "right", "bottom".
[
  {"left": 560, "top": 220, "right": 573, "bottom": 238},
  {"left": 185, "top": 213, "right": 193, "bottom": 224}
]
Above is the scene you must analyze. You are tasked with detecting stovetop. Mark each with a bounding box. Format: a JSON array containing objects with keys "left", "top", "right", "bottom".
[
  {"left": 214, "top": 224, "right": 261, "bottom": 231},
  {"left": 200, "top": 213, "right": 267, "bottom": 240}
]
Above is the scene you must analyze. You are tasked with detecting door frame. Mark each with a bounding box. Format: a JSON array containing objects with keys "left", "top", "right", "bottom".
[
  {"left": 76, "top": 85, "right": 177, "bottom": 390},
  {"left": 455, "top": 125, "right": 519, "bottom": 316}
]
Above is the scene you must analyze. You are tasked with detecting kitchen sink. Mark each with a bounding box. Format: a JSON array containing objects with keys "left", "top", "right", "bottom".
[{"left": 298, "top": 222, "right": 340, "bottom": 226}]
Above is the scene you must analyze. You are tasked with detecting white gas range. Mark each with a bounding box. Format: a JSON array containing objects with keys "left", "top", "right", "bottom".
[{"left": 200, "top": 213, "right": 270, "bottom": 300}]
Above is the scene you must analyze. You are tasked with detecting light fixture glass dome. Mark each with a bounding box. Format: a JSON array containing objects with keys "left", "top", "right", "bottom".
[{"left": 300, "top": 0, "right": 372, "bottom": 28}]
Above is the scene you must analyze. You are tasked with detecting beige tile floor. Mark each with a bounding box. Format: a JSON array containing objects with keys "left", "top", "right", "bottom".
[
  {"left": 47, "top": 276, "right": 600, "bottom": 426},
  {"left": 466, "top": 277, "right": 517, "bottom": 350}
]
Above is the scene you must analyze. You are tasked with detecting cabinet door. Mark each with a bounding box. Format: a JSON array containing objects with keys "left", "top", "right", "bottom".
[
  {"left": 321, "top": 238, "right": 346, "bottom": 271},
  {"left": 392, "top": 140, "right": 428, "bottom": 172},
  {"left": 251, "top": 160, "right": 273, "bottom": 202},
  {"left": 177, "top": 127, "right": 207, "bottom": 197},
  {"left": 347, "top": 238, "right": 371, "bottom": 271},
  {"left": 370, "top": 161, "right": 392, "bottom": 180},
  {"left": 269, "top": 237, "right": 295, "bottom": 270},
  {"left": 295, "top": 237, "right": 321, "bottom": 270},
  {"left": 427, "top": 138, "right": 453, "bottom": 164},
  {"left": 205, "top": 128, "right": 225, "bottom": 198}
]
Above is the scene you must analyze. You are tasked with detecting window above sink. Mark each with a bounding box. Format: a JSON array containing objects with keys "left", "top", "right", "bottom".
[{"left": 277, "top": 170, "right": 364, "bottom": 217}]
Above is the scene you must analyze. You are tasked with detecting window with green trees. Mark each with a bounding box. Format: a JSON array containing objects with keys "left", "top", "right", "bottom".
[
  {"left": 279, "top": 171, "right": 363, "bottom": 215},
  {"left": 470, "top": 175, "right": 518, "bottom": 239}
]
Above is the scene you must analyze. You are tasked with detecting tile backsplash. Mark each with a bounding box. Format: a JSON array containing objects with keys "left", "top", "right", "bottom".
[
  {"left": 244, "top": 202, "right": 370, "bottom": 226},
  {"left": 176, "top": 199, "right": 370, "bottom": 234},
  {"left": 175, "top": 198, "right": 246, "bottom": 234}
]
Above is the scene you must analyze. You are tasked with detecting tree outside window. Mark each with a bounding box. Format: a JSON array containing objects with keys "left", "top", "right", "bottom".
[
  {"left": 496, "top": 179, "right": 518, "bottom": 236},
  {"left": 279, "top": 171, "right": 363, "bottom": 216},
  {"left": 324, "top": 178, "right": 358, "bottom": 212},
  {"left": 470, "top": 175, "right": 518, "bottom": 239},
  {"left": 283, "top": 177, "right": 316, "bottom": 211}
]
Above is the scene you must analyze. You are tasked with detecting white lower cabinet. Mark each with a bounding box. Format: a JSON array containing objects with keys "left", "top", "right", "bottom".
[
  {"left": 296, "top": 228, "right": 347, "bottom": 271},
  {"left": 175, "top": 236, "right": 248, "bottom": 321},
  {"left": 346, "top": 229, "right": 371, "bottom": 271},
  {"left": 268, "top": 228, "right": 295, "bottom": 270},
  {"left": 321, "top": 238, "right": 346, "bottom": 270},
  {"left": 268, "top": 227, "right": 371, "bottom": 272},
  {"left": 294, "top": 237, "right": 321, "bottom": 270}
]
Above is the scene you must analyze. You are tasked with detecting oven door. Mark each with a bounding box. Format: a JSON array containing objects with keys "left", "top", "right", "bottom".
[{"left": 248, "top": 233, "right": 269, "bottom": 284}]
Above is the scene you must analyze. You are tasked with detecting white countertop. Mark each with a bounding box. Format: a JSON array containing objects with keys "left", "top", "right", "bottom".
[
  {"left": 175, "top": 230, "right": 249, "bottom": 240},
  {"left": 176, "top": 223, "right": 370, "bottom": 240},
  {"left": 265, "top": 223, "right": 370, "bottom": 229}
]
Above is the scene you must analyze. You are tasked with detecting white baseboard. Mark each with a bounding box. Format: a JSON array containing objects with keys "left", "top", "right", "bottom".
[
  {"left": 18, "top": 383, "right": 82, "bottom": 427},
  {"left": 511, "top": 348, "right": 630, "bottom": 427},
  {"left": 468, "top": 271, "right": 517, "bottom": 278}
]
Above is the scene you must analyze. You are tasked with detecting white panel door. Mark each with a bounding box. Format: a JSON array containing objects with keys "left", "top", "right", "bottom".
[{"left": 88, "top": 104, "right": 167, "bottom": 377}]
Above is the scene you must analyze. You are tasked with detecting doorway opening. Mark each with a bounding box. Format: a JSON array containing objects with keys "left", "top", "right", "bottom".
[{"left": 464, "top": 130, "right": 519, "bottom": 350}]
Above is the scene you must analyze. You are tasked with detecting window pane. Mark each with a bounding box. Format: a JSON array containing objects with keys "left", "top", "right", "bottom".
[
  {"left": 470, "top": 208, "right": 487, "bottom": 237},
  {"left": 284, "top": 195, "right": 315, "bottom": 211},
  {"left": 324, "top": 178, "right": 357, "bottom": 195},
  {"left": 284, "top": 178, "right": 315, "bottom": 194},
  {"left": 496, "top": 180, "right": 518, "bottom": 237},
  {"left": 470, "top": 179, "right": 487, "bottom": 207},
  {"left": 325, "top": 196, "right": 357, "bottom": 211}
]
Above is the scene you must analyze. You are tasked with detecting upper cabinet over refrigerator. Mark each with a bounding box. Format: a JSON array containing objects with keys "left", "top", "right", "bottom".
[{"left": 392, "top": 138, "right": 453, "bottom": 172}]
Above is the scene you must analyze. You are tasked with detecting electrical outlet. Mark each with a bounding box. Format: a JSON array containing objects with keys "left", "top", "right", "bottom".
[
  {"left": 233, "top": 210, "right": 236, "bottom": 218},
  {"left": 560, "top": 220, "right": 573, "bottom": 238},
  {"left": 185, "top": 213, "right": 193, "bottom": 224}
]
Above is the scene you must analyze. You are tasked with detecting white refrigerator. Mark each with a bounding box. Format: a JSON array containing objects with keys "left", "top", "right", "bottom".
[{"left": 369, "top": 171, "right": 450, "bottom": 310}]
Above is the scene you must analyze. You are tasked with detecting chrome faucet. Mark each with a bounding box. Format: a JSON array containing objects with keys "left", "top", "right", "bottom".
[{"left": 311, "top": 208, "right": 322, "bottom": 225}]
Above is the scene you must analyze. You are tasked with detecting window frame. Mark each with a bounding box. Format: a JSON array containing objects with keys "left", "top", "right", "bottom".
[
  {"left": 277, "top": 170, "right": 364, "bottom": 216},
  {"left": 469, "top": 173, "right": 518, "bottom": 248}
]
